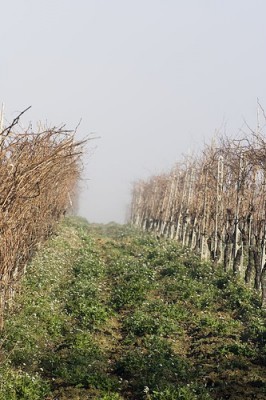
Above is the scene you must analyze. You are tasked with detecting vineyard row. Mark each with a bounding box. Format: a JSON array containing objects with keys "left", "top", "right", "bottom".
[
  {"left": 130, "top": 119, "right": 266, "bottom": 306},
  {"left": 0, "top": 109, "right": 86, "bottom": 326}
]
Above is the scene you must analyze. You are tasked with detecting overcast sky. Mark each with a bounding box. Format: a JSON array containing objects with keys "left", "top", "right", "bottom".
[{"left": 1, "top": 1, "right": 266, "bottom": 223}]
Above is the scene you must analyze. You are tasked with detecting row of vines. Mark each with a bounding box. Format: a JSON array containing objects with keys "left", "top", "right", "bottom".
[
  {"left": 130, "top": 114, "right": 266, "bottom": 306},
  {"left": 0, "top": 107, "right": 86, "bottom": 326}
]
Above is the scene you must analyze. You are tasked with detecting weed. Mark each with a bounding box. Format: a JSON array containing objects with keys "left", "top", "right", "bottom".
[{"left": 0, "top": 218, "right": 265, "bottom": 399}]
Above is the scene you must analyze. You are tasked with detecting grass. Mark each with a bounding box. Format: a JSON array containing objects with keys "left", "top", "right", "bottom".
[{"left": 0, "top": 217, "right": 265, "bottom": 399}]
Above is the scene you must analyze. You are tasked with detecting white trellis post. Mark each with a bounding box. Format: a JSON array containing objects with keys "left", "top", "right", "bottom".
[{"left": 214, "top": 155, "right": 224, "bottom": 261}]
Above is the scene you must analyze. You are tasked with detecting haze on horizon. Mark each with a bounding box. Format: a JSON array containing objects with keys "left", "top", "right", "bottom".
[{"left": 1, "top": 1, "right": 266, "bottom": 224}]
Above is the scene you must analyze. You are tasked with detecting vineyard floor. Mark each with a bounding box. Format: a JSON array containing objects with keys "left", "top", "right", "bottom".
[{"left": 0, "top": 217, "right": 266, "bottom": 400}]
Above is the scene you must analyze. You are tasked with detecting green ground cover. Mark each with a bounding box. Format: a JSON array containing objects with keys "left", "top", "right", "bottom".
[{"left": 0, "top": 217, "right": 265, "bottom": 399}]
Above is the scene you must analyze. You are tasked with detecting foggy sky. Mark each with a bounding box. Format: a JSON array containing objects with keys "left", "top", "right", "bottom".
[{"left": 1, "top": 1, "right": 266, "bottom": 223}]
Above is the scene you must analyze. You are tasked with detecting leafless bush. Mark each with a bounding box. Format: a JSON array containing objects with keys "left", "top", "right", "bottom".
[{"left": 0, "top": 109, "right": 87, "bottom": 326}]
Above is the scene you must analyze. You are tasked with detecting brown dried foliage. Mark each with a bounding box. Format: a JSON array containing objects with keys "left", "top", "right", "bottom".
[{"left": 0, "top": 115, "right": 86, "bottom": 324}]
